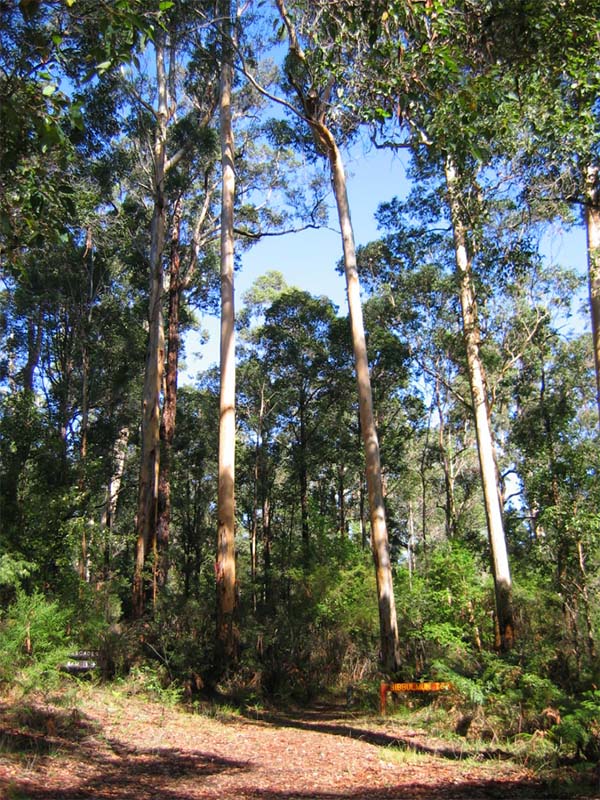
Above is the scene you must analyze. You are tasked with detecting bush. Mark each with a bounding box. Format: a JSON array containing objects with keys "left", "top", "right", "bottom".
[
  {"left": 553, "top": 690, "right": 600, "bottom": 760},
  {"left": 0, "top": 589, "right": 73, "bottom": 694}
]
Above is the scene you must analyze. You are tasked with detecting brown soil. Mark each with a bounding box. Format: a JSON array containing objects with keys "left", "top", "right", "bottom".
[{"left": 0, "top": 688, "right": 595, "bottom": 799}]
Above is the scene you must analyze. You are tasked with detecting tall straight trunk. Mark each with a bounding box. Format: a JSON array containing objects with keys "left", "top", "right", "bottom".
[
  {"left": 156, "top": 197, "right": 183, "bottom": 593},
  {"left": 539, "top": 359, "right": 580, "bottom": 659},
  {"left": 101, "top": 425, "right": 130, "bottom": 577},
  {"left": 434, "top": 378, "right": 458, "bottom": 538},
  {"left": 338, "top": 463, "right": 346, "bottom": 537},
  {"left": 326, "top": 130, "right": 400, "bottom": 672},
  {"left": 78, "top": 332, "right": 90, "bottom": 583},
  {"left": 250, "top": 433, "right": 259, "bottom": 613},
  {"left": 298, "top": 395, "right": 310, "bottom": 564},
  {"left": 262, "top": 494, "right": 272, "bottom": 607},
  {"left": 585, "top": 165, "right": 600, "bottom": 424},
  {"left": 22, "top": 311, "right": 43, "bottom": 392},
  {"left": 216, "top": 1, "right": 237, "bottom": 664},
  {"left": 7, "top": 312, "right": 43, "bottom": 533},
  {"left": 132, "top": 33, "right": 168, "bottom": 619},
  {"left": 78, "top": 228, "right": 94, "bottom": 583},
  {"left": 407, "top": 501, "right": 415, "bottom": 586},
  {"left": 357, "top": 412, "right": 368, "bottom": 549},
  {"left": 250, "top": 384, "right": 267, "bottom": 612},
  {"left": 444, "top": 155, "right": 514, "bottom": 651},
  {"left": 359, "top": 481, "right": 368, "bottom": 549},
  {"left": 420, "top": 398, "right": 434, "bottom": 548}
]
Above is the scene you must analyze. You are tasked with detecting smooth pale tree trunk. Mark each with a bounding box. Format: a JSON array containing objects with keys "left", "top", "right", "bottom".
[
  {"left": 262, "top": 494, "right": 272, "bottom": 607},
  {"left": 444, "top": 155, "right": 514, "bottom": 651},
  {"left": 324, "top": 126, "right": 401, "bottom": 672},
  {"left": 216, "top": 2, "right": 237, "bottom": 664},
  {"left": 274, "top": 0, "right": 400, "bottom": 672},
  {"left": 132, "top": 34, "right": 168, "bottom": 619},
  {"left": 585, "top": 165, "right": 600, "bottom": 425},
  {"left": 156, "top": 197, "right": 183, "bottom": 594}
]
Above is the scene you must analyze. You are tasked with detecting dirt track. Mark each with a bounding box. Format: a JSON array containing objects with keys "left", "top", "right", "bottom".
[{"left": 0, "top": 689, "right": 593, "bottom": 799}]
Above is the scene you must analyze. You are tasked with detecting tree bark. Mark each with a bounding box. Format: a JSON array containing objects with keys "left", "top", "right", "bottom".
[
  {"left": 585, "top": 165, "right": 600, "bottom": 425},
  {"left": 23, "top": 310, "right": 42, "bottom": 393},
  {"left": 101, "top": 425, "right": 130, "bottom": 578},
  {"left": 444, "top": 155, "right": 514, "bottom": 651},
  {"left": 338, "top": 463, "right": 346, "bottom": 537},
  {"left": 298, "top": 389, "right": 310, "bottom": 565},
  {"left": 262, "top": 494, "right": 272, "bottom": 607},
  {"left": 216, "top": 0, "right": 238, "bottom": 665},
  {"left": 434, "top": 377, "right": 458, "bottom": 538},
  {"left": 155, "top": 197, "right": 183, "bottom": 594},
  {"left": 78, "top": 229, "right": 94, "bottom": 584},
  {"left": 250, "top": 383, "right": 268, "bottom": 612},
  {"left": 132, "top": 32, "right": 168, "bottom": 619},
  {"left": 327, "top": 131, "right": 401, "bottom": 672},
  {"left": 274, "top": 0, "right": 400, "bottom": 671}
]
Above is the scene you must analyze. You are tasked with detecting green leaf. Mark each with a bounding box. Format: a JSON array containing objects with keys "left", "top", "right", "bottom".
[
  {"left": 96, "top": 60, "right": 112, "bottom": 73},
  {"left": 42, "top": 84, "right": 57, "bottom": 97},
  {"left": 159, "top": 1, "right": 174, "bottom": 9}
]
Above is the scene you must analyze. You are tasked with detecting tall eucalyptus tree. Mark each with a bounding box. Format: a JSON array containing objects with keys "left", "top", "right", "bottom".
[
  {"left": 483, "top": 1, "right": 600, "bottom": 425},
  {"left": 216, "top": 0, "right": 238, "bottom": 663},
  {"left": 263, "top": 0, "right": 402, "bottom": 672},
  {"left": 300, "top": 0, "right": 519, "bottom": 649}
]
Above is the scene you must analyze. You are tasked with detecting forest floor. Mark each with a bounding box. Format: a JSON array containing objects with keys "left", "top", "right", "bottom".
[{"left": 0, "top": 685, "right": 597, "bottom": 800}]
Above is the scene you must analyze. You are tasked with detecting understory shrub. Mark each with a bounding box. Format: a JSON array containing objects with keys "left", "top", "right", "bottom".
[
  {"left": 0, "top": 589, "right": 73, "bottom": 694},
  {"left": 552, "top": 690, "right": 600, "bottom": 760}
]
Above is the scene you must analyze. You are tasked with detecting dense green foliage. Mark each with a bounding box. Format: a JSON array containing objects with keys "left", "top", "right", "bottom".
[{"left": 1, "top": 0, "right": 599, "bottom": 771}]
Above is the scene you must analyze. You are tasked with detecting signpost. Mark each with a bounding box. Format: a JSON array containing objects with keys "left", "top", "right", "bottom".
[{"left": 379, "top": 681, "right": 453, "bottom": 714}]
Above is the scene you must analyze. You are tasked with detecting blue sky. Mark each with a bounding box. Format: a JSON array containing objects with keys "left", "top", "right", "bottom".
[
  {"left": 182, "top": 144, "right": 589, "bottom": 382},
  {"left": 182, "top": 145, "right": 408, "bottom": 378}
]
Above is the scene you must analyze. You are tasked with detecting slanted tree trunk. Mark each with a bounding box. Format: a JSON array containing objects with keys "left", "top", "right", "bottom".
[
  {"left": 216, "top": 0, "right": 238, "bottom": 664},
  {"left": 274, "top": 0, "right": 400, "bottom": 672},
  {"left": 132, "top": 33, "right": 168, "bottom": 619},
  {"left": 444, "top": 155, "right": 514, "bottom": 651},
  {"left": 585, "top": 164, "right": 600, "bottom": 425},
  {"left": 328, "top": 134, "right": 401, "bottom": 672},
  {"left": 155, "top": 197, "right": 183, "bottom": 594}
]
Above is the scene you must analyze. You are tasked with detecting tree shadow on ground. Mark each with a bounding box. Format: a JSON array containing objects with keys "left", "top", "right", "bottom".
[
  {"left": 0, "top": 698, "right": 251, "bottom": 799},
  {"left": 0, "top": 699, "right": 592, "bottom": 800},
  {"left": 240, "top": 706, "right": 487, "bottom": 761},
  {"left": 0, "top": 699, "right": 100, "bottom": 755},
  {"left": 1, "top": 737, "right": 252, "bottom": 800},
  {"left": 238, "top": 785, "right": 551, "bottom": 799}
]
